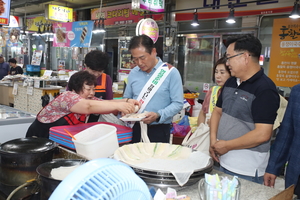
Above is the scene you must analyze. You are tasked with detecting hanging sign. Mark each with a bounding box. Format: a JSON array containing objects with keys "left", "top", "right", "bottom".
[
  {"left": 26, "top": 16, "right": 47, "bottom": 32},
  {"left": 0, "top": 0, "right": 11, "bottom": 25},
  {"left": 136, "top": 18, "right": 159, "bottom": 43},
  {"left": 70, "top": 21, "right": 94, "bottom": 47},
  {"left": 91, "top": 3, "right": 163, "bottom": 26},
  {"left": 53, "top": 22, "right": 72, "bottom": 47},
  {"left": 268, "top": 18, "right": 300, "bottom": 87},
  {"left": 46, "top": 4, "right": 73, "bottom": 22},
  {"left": 132, "top": 0, "right": 165, "bottom": 12}
]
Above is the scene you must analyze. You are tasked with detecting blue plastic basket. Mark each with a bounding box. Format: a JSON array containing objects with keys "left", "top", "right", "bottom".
[
  {"left": 49, "top": 158, "right": 151, "bottom": 200},
  {"left": 26, "top": 65, "right": 40, "bottom": 72}
]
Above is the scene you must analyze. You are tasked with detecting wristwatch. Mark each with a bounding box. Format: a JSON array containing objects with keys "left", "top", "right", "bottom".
[{"left": 156, "top": 113, "right": 161, "bottom": 122}]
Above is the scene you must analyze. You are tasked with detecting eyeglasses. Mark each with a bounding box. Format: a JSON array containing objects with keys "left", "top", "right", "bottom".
[{"left": 225, "top": 52, "right": 244, "bottom": 63}]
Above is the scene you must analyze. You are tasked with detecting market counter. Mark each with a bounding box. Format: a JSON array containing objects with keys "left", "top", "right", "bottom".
[
  {"left": 14, "top": 85, "right": 62, "bottom": 114},
  {"left": 176, "top": 169, "right": 296, "bottom": 200},
  {"left": 56, "top": 146, "right": 295, "bottom": 200}
]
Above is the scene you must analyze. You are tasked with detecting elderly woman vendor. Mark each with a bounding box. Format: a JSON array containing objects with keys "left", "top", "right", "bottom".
[{"left": 26, "top": 71, "right": 138, "bottom": 138}]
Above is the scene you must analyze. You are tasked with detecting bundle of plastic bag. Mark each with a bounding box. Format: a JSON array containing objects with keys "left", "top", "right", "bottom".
[{"left": 171, "top": 115, "right": 191, "bottom": 137}]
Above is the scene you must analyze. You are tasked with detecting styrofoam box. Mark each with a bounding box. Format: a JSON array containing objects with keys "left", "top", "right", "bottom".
[{"left": 72, "top": 124, "right": 119, "bottom": 160}]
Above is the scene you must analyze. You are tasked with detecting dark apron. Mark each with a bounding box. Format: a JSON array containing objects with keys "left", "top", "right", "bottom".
[{"left": 26, "top": 113, "right": 87, "bottom": 138}]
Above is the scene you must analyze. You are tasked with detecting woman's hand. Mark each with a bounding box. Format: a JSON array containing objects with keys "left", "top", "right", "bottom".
[
  {"left": 118, "top": 102, "right": 136, "bottom": 114},
  {"left": 127, "top": 98, "right": 140, "bottom": 106}
]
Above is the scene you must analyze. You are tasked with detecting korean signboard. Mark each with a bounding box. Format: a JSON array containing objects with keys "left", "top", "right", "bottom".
[
  {"left": 46, "top": 4, "right": 73, "bottom": 22},
  {"left": 269, "top": 18, "right": 300, "bottom": 87},
  {"left": 0, "top": 0, "right": 11, "bottom": 25},
  {"left": 132, "top": 0, "right": 165, "bottom": 12},
  {"left": 91, "top": 3, "right": 163, "bottom": 26}
]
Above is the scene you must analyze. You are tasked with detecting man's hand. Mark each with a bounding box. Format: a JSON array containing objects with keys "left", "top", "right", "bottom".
[
  {"left": 211, "top": 140, "right": 229, "bottom": 156},
  {"left": 264, "top": 173, "right": 277, "bottom": 187},
  {"left": 142, "top": 112, "right": 158, "bottom": 124}
]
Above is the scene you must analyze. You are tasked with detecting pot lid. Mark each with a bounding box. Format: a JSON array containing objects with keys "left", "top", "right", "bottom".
[{"left": 0, "top": 138, "right": 57, "bottom": 154}]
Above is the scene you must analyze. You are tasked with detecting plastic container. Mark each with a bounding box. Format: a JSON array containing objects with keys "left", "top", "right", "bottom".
[
  {"left": 26, "top": 65, "right": 41, "bottom": 72},
  {"left": 72, "top": 124, "right": 118, "bottom": 160}
]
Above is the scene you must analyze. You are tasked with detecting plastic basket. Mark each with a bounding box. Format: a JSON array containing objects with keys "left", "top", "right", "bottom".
[
  {"left": 26, "top": 65, "right": 41, "bottom": 72},
  {"left": 49, "top": 158, "right": 151, "bottom": 200},
  {"left": 73, "top": 124, "right": 119, "bottom": 160}
]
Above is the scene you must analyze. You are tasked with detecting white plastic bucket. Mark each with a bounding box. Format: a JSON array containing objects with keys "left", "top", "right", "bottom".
[{"left": 73, "top": 124, "right": 118, "bottom": 160}]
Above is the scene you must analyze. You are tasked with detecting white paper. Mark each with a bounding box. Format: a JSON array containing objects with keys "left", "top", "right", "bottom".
[{"left": 27, "top": 86, "right": 34, "bottom": 95}]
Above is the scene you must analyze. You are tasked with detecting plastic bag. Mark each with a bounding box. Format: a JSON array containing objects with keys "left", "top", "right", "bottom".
[
  {"left": 171, "top": 115, "right": 191, "bottom": 137},
  {"left": 98, "top": 113, "right": 126, "bottom": 126}
]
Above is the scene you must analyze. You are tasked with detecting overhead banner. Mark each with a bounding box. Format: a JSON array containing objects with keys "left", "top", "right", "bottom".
[
  {"left": 132, "top": 0, "right": 165, "bottom": 12},
  {"left": 268, "top": 18, "right": 300, "bottom": 87},
  {"left": 91, "top": 3, "right": 163, "bottom": 26},
  {"left": 0, "top": 0, "right": 11, "bottom": 25},
  {"left": 70, "top": 21, "right": 94, "bottom": 47},
  {"left": 53, "top": 22, "right": 72, "bottom": 47},
  {"left": 52, "top": 21, "right": 93, "bottom": 48},
  {"left": 0, "top": 27, "right": 21, "bottom": 47},
  {"left": 26, "top": 16, "right": 47, "bottom": 32}
]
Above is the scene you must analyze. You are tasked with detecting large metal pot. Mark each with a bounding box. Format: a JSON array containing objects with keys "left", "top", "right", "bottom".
[
  {"left": 36, "top": 159, "right": 85, "bottom": 200},
  {"left": 0, "top": 138, "right": 57, "bottom": 186}
]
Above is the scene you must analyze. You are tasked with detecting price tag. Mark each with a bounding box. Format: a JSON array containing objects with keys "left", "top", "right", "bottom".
[
  {"left": 27, "top": 86, "right": 34, "bottom": 95},
  {"left": 34, "top": 80, "right": 40, "bottom": 88},
  {"left": 12, "top": 83, "right": 18, "bottom": 95},
  {"left": 43, "top": 70, "right": 53, "bottom": 77},
  {"left": 203, "top": 83, "right": 210, "bottom": 93}
]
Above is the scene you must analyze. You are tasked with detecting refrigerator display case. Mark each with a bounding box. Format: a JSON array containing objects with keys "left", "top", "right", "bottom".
[
  {"left": 178, "top": 34, "right": 223, "bottom": 100},
  {"left": 0, "top": 105, "right": 36, "bottom": 143}
]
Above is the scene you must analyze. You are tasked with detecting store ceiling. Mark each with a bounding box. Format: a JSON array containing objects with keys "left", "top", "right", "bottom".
[{"left": 10, "top": 0, "right": 132, "bottom": 17}]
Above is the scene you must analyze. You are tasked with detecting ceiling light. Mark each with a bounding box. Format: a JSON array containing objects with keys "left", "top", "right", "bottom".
[
  {"left": 191, "top": 9, "right": 199, "bottom": 27},
  {"left": 226, "top": 7, "right": 236, "bottom": 24},
  {"left": 289, "top": 0, "right": 300, "bottom": 19}
]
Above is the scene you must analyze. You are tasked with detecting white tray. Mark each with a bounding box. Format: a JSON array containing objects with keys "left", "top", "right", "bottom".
[{"left": 120, "top": 115, "right": 146, "bottom": 121}]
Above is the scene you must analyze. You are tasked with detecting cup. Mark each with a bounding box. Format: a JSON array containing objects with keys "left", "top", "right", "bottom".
[{"left": 198, "top": 177, "right": 240, "bottom": 200}]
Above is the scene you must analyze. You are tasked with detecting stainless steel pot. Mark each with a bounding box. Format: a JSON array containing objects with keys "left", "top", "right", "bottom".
[
  {"left": 132, "top": 158, "right": 214, "bottom": 188},
  {"left": 0, "top": 138, "right": 57, "bottom": 186},
  {"left": 36, "top": 159, "right": 85, "bottom": 200}
]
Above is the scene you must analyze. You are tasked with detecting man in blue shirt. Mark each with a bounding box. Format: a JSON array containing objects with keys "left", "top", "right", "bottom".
[
  {"left": 123, "top": 34, "right": 183, "bottom": 143},
  {"left": 0, "top": 54, "right": 10, "bottom": 80}
]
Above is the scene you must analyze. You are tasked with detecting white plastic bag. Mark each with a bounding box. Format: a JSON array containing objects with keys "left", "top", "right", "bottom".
[
  {"left": 181, "top": 123, "right": 210, "bottom": 155},
  {"left": 98, "top": 113, "right": 126, "bottom": 126}
]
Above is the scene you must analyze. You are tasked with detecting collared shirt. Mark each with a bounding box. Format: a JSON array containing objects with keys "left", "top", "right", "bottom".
[
  {"left": 266, "top": 84, "right": 300, "bottom": 189},
  {"left": 216, "top": 68, "right": 279, "bottom": 176},
  {"left": 123, "top": 57, "right": 183, "bottom": 124}
]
